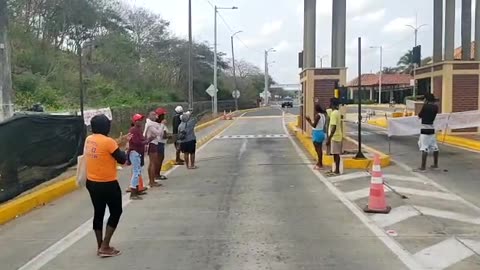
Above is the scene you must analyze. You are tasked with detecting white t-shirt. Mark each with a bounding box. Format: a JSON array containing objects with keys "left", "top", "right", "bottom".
[
  {"left": 144, "top": 119, "right": 162, "bottom": 145},
  {"left": 157, "top": 123, "right": 169, "bottom": 144}
]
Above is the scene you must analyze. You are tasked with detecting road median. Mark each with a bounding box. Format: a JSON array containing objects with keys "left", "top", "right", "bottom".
[{"left": 287, "top": 122, "right": 390, "bottom": 169}]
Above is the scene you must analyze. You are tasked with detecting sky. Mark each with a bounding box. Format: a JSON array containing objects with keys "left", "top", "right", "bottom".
[{"left": 132, "top": 0, "right": 474, "bottom": 85}]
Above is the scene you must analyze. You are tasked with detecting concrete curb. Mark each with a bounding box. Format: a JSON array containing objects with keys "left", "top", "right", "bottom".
[
  {"left": 0, "top": 108, "right": 255, "bottom": 225},
  {"left": 367, "top": 117, "right": 480, "bottom": 152},
  {"left": 287, "top": 122, "right": 391, "bottom": 169}
]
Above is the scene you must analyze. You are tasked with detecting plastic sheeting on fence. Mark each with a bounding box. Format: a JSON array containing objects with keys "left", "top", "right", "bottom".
[
  {"left": 0, "top": 114, "right": 85, "bottom": 203},
  {"left": 387, "top": 110, "right": 480, "bottom": 137}
]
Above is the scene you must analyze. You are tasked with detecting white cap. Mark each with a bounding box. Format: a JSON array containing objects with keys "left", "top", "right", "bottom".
[{"left": 175, "top": 106, "right": 184, "bottom": 113}]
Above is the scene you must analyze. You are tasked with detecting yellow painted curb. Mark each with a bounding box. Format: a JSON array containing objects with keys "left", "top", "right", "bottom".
[
  {"left": 287, "top": 122, "right": 391, "bottom": 169},
  {"left": 367, "top": 118, "right": 388, "bottom": 128},
  {"left": 438, "top": 134, "right": 480, "bottom": 151},
  {"left": 0, "top": 177, "right": 78, "bottom": 225}
]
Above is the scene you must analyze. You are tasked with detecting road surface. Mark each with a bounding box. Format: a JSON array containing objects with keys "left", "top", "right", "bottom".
[{"left": 0, "top": 108, "right": 408, "bottom": 270}]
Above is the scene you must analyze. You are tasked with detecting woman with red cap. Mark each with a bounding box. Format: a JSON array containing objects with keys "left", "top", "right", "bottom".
[
  {"left": 155, "top": 108, "right": 169, "bottom": 180},
  {"left": 128, "top": 113, "right": 152, "bottom": 200}
]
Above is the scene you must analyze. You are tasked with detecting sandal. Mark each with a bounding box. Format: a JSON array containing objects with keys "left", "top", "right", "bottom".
[
  {"left": 149, "top": 182, "right": 162, "bottom": 187},
  {"left": 324, "top": 171, "right": 340, "bottom": 177},
  {"left": 157, "top": 175, "right": 168, "bottom": 180},
  {"left": 313, "top": 166, "right": 324, "bottom": 171},
  {"left": 98, "top": 247, "right": 121, "bottom": 258}
]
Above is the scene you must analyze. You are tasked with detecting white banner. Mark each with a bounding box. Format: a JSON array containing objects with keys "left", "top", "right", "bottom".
[
  {"left": 81, "top": 108, "right": 113, "bottom": 126},
  {"left": 387, "top": 110, "right": 480, "bottom": 137}
]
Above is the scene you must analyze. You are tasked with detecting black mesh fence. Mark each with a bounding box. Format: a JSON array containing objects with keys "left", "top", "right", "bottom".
[{"left": 0, "top": 114, "right": 86, "bottom": 204}]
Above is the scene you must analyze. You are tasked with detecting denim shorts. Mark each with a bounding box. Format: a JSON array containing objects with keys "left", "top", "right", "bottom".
[{"left": 157, "top": 143, "right": 165, "bottom": 155}]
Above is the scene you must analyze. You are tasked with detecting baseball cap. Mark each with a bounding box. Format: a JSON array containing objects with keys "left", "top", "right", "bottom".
[
  {"left": 155, "top": 108, "right": 167, "bottom": 115},
  {"left": 175, "top": 106, "right": 184, "bottom": 113},
  {"left": 132, "top": 114, "right": 144, "bottom": 122}
]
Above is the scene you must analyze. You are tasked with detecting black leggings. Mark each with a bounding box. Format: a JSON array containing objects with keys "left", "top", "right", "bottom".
[{"left": 86, "top": 180, "right": 123, "bottom": 231}]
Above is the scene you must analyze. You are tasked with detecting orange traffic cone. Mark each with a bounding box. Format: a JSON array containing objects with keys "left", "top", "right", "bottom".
[
  {"left": 228, "top": 110, "right": 233, "bottom": 120},
  {"left": 364, "top": 154, "right": 391, "bottom": 214},
  {"left": 138, "top": 175, "right": 147, "bottom": 193},
  {"left": 223, "top": 110, "right": 227, "bottom": 120}
]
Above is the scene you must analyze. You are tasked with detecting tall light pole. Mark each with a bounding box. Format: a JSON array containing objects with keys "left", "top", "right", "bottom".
[
  {"left": 370, "top": 46, "right": 383, "bottom": 104},
  {"left": 317, "top": 54, "right": 328, "bottom": 68},
  {"left": 231, "top": 30, "right": 242, "bottom": 111},
  {"left": 264, "top": 48, "right": 275, "bottom": 106},
  {"left": 188, "top": 0, "right": 193, "bottom": 111},
  {"left": 406, "top": 14, "right": 428, "bottom": 47},
  {"left": 214, "top": 6, "right": 238, "bottom": 115}
]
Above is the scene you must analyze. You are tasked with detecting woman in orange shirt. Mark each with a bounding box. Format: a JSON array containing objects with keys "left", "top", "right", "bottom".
[{"left": 85, "top": 114, "right": 127, "bottom": 257}]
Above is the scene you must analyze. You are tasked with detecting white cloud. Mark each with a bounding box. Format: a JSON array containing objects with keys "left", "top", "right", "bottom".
[
  {"left": 348, "top": 0, "right": 376, "bottom": 15},
  {"left": 261, "top": 20, "right": 284, "bottom": 36},
  {"left": 383, "top": 17, "right": 415, "bottom": 33},
  {"left": 352, "top": 9, "right": 385, "bottom": 22},
  {"left": 275, "top": 40, "right": 290, "bottom": 52}
]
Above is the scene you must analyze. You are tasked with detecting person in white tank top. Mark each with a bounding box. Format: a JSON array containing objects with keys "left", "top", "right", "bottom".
[{"left": 305, "top": 104, "right": 328, "bottom": 170}]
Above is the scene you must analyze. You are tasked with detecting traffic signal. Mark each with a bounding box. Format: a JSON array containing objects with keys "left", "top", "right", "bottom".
[{"left": 412, "top": 45, "right": 421, "bottom": 66}]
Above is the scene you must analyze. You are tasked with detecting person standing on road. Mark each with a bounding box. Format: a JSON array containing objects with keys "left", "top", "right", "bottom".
[
  {"left": 155, "top": 108, "right": 169, "bottom": 180},
  {"left": 172, "top": 106, "right": 185, "bottom": 165},
  {"left": 178, "top": 111, "right": 198, "bottom": 169},
  {"left": 326, "top": 99, "right": 343, "bottom": 175},
  {"left": 325, "top": 98, "right": 336, "bottom": 155},
  {"left": 128, "top": 114, "right": 152, "bottom": 200},
  {"left": 85, "top": 114, "right": 126, "bottom": 257},
  {"left": 416, "top": 92, "right": 439, "bottom": 171},
  {"left": 306, "top": 104, "right": 327, "bottom": 170},
  {"left": 144, "top": 111, "right": 162, "bottom": 188}
]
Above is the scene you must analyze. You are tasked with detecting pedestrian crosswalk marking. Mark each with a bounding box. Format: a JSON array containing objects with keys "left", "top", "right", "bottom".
[
  {"left": 345, "top": 186, "right": 459, "bottom": 201},
  {"left": 216, "top": 134, "right": 288, "bottom": 139},
  {"left": 414, "top": 238, "right": 477, "bottom": 269}
]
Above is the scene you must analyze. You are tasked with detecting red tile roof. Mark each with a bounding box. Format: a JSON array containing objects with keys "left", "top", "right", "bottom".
[
  {"left": 347, "top": 73, "right": 412, "bottom": 87},
  {"left": 454, "top": 41, "right": 476, "bottom": 60}
]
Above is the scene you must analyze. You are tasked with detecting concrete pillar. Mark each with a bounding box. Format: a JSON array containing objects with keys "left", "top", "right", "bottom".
[
  {"left": 331, "top": 0, "right": 337, "bottom": 67},
  {"left": 304, "top": 0, "right": 316, "bottom": 68},
  {"left": 445, "top": 0, "right": 456, "bottom": 61},
  {"left": 433, "top": 0, "right": 443, "bottom": 62},
  {"left": 475, "top": 0, "right": 480, "bottom": 60},
  {"left": 331, "top": 0, "right": 346, "bottom": 68},
  {"left": 462, "top": 0, "right": 472, "bottom": 60},
  {"left": 303, "top": 1, "right": 308, "bottom": 68},
  {"left": 369, "top": 88, "right": 373, "bottom": 100}
]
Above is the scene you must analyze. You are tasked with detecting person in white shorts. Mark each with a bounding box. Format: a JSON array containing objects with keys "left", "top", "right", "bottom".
[{"left": 416, "top": 93, "right": 439, "bottom": 171}]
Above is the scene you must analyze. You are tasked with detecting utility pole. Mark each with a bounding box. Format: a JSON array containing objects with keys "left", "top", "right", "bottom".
[
  {"left": 406, "top": 14, "right": 428, "bottom": 47},
  {"left": 264, "top": 48, "right": 275, "bottom": 106},
  {"left": 0, "top": 0, "right": 13, "bottom": 121},
  {"left": 188, "top": 0, "right": 193, "bottom": 111},
  {"left": 231, "top": 31, "right": 242, "bottom": 111},
  {"left": 213, "top": 6, "right": 218, "bottom": 115},
  {"left": 213, "top": 5, "right": 238, "bottom": 114}
]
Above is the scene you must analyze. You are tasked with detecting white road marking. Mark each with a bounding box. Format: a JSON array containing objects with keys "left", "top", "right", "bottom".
[
  {"left": 383, "top": 174, "right": 425, "bottom": 184},
  {"left": 415, "top": 206, "right": 480, "bottom": 225},
  {"left": 393, "top": 158, "right": 480, "bottom": 214},
  {"left": 345, "top": 186, "right": 458, "bottom": 201},
  {"left": 238, "top": 139, "right": 248, "bottom": 160},
  {"left": 18, "top": 113, "right": 247, "bottom": 270},
  {"left": 328, "top": 171, "right": 371, "bottom": 183},
  {"left": 371, "top": 205, "right": 420, "bottom": 228},
  {"left": 414, "top": 238, "right": 474, "bottom": 269},
  {"left": 282, "top": 112, "right": 423, "bottom": 270}
]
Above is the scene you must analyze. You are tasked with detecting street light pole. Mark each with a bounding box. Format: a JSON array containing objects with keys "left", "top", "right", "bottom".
[
  {"left": 213, "top": 6, "right": 238, "bottom": 115},
  {"left": 188, "top": 0, "right": 193, "bottom": 111},
  {"left": 370, "top": 46, "right": 383, "bottom": 104},
  {"left": 355, "top": 37, "right": 366, "bottom": 159},
  {"left": 406, "top": 14, "right": 428, "bottom": 47},
  {"left": 317, "top": 54, "right": 328, "bottom": 68},
  {"left": 231, "top": 31, "right": 242, "bottom": 111},
  {"left": 264, "top": 48, "right": 275, "bottom": 106}
]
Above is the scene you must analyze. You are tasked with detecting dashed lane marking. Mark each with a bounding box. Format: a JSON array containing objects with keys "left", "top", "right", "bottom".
[{"left": 217, "top": 134, "right": 288, "bottom": 139}]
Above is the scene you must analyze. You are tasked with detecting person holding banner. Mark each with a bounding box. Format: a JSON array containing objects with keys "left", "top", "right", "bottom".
[{"left": 416, "top": 93, "right": 439, "bottom": 171}]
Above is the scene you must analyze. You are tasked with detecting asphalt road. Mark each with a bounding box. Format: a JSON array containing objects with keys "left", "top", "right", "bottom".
[{"left": 1, "top": 108, "right": 408, "bottom": 270}]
